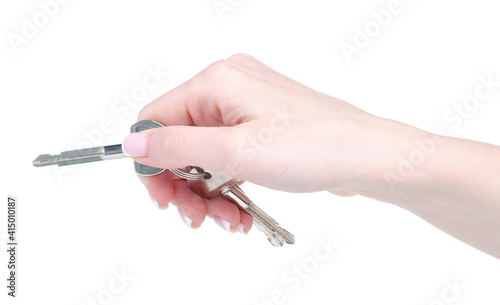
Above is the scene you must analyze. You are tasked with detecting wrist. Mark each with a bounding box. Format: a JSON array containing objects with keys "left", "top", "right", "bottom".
[{"left": 351, "top": 118, "right": 440, "bottom": 206}]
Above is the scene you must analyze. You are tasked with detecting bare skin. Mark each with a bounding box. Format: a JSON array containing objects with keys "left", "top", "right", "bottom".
[{"left": 125, "top": 54, "right": 500, "bottom": 258}]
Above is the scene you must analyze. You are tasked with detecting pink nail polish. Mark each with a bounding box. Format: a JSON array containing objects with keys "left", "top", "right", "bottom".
[
  {"left": 122, "top": 133, "right": 149, "bottom": 157},
  {"left": 214, "top": 216, "right": 231, "bottom": 232},
  {"left": 178, "top": 208, "right": 193, "bottom": 228},
  {"left": 150, "top": 196, "right": 159, "bottom": 209},
  {"left": 238, "top": 223, "right": 246, "bottom": 234}
]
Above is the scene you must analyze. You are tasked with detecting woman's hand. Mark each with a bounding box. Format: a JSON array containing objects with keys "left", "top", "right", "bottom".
[{"left": 123, "top": 54, "right": 420, "bottom": 233}]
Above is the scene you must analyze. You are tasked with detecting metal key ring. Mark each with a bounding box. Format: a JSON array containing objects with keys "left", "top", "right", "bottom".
[
  {"left": 170, "top": 167, "right": 210, "bottom": 180},
  {"left": 131, "top": 120, "right": 208, "bottom": 180}
]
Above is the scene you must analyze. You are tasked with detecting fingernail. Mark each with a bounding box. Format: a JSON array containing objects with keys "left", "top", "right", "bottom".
[
  {"left": 122, "top": 133, "right": 149, "bottom": 157},
  {"left": 178, "top": 208, "right": 193, "bottom": 228},
  {"left": 151, "top": 196, "right": 159, "bottom": 209},
  {"left": 150, "top": 196, "right": 168, "bottom": 210},
  {"left": 214, "top": 216, "right": 231, "bottom": 232},
  {"left": 238, "top": 223, "right": 246, "bottom": 234}
]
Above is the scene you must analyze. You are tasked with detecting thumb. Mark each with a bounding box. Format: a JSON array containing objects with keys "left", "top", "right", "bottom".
[{"left": 122, "top": 125, "right": 240, "bottom": 173}]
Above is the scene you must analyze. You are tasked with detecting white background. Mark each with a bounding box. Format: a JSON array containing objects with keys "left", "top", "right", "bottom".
[{"left": 1, "top": 0, "right": 500, "bottom": 304}]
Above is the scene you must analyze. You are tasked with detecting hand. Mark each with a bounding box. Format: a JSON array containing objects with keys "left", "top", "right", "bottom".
[{"left": 123, "top": 53, "right": 421, "bottom": 232}]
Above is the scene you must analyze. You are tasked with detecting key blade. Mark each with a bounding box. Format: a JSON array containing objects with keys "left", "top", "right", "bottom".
[
  {"left": 33, "top": 147, "right": 103, "bottom": 167},
  {"left": 222, "top": 185, "right": 295, "bottom": 246},
  {"left": 32, "top": 144, "right": 124, "bottom": 167},
  {"left": 32, "top": 154, "right": 61, "bottom": 167},
  {"left": 252, "top": 209, "right": 295, "bottom": 245}
]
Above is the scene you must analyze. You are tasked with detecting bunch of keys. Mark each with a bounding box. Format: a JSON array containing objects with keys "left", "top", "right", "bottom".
[{"left": 33, "top": 120, "right": 295, "bottom": 247}]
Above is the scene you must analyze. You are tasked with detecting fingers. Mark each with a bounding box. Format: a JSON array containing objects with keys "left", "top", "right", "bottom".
[
  {"left": 136, "top": 171, "right": 252, "bottom": 234},
  {"left": 205, "top": 196, "right": 240, "bottom": 232},
  {"left": 205, "top": 196, "right": 253, "bottom": 234},
  {"left": 170, "top": 180, "right": 207, "bottom": 228},
  {"left": 137, "top": 79, "right": 196, "bottom": 126},
  {"left": 137, "top": 170, "right": 176, "bottom": 210},
  {"left": 137, "top": 62, "right": 227, "bottom": 127},
  {"left": 132, "top": 54, "right": 264, "bottom": 237},
  {"left": 238, "top": 209, "right": 253, "bottom": 234},
  {"left": 138, "top": 55, "right": 262, "bottom": 129}
]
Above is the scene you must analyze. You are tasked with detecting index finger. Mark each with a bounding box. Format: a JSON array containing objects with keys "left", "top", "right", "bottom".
[
  {"left": 138, "top": 78, "right": 195, "bottom": 126},
  {"left": 138, "top": 59, "right": 249, "bottom": 128}
]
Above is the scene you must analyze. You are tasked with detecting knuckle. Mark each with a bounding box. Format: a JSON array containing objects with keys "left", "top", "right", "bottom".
[
  {"left": 190, "top": 60, "right": 245, "bottom": 100},
  {"left": 206, "top": 60, "right": 235, "bottom": 76},
  {"left": 200, "top": 60, "right": 241, "bottom": 84},
  {"left": 227, "top": 53, "right": 253, "bottom": 62}
]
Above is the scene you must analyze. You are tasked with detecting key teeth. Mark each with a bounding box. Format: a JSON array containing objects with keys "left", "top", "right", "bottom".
[
  {"left": 267, "top": 230, "right": 295, "bottom": 247},
  {"left": 269, "top": 236, "right": 285, "bottom": 247},
  {"left": 32, "top": 154, "right": 59, "bottom": 167},
  {"left": 282, "top": 230, "right": 295, "bottom": 245},
  {"left": 270, "top": 231, "right": 295, "bottom": 247}
]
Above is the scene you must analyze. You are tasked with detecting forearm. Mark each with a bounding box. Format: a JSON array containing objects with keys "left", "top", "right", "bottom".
[{"left": 388, "top": 133, "right": 500, "bottom": 258}]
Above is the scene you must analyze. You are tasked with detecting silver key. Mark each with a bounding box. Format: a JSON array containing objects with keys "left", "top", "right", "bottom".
[
  {"left": 187, "top": 168, "right": 295, "bottom": 247},
  {"left": 32, "top": 144, "right": 125, "bottom": 167},
  {"left": 33, "top": 120, "right": 164, "bottom": 176},
  {"left": 33, "top": 120, "right": 295, "bottom": 246},
  {"left": 223, "top": 185, "right": 295, "bottom": 246}
]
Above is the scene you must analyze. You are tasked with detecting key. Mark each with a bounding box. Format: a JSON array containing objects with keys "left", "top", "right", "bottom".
[
  {"left": 33, "top": 120, "right": 165, "bottom": 176},
  {"left": 32, "top": 144, "right": 125, "bottom": 167},
  {"left": 33, "top": 120, "right": 295, "bottom": 246},
  {"left": 223, "top": 185, "right": 295, "bottom": 246},
  {"left": 187, "top": 167, "right": 295, "bottom": 247}
]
